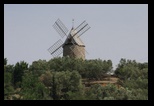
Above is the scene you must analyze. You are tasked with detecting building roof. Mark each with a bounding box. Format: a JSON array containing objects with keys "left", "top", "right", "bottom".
[{"left": 63, "top": 27, "right": 85, "bottom": 46}]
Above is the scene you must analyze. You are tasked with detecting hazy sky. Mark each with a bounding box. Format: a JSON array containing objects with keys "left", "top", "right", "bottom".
[{"left": 4, "top": 4, "right": 148, "bottom": 68}]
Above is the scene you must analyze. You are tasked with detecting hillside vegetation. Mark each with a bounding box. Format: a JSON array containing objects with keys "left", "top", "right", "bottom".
[{"left": 4, "top": 57, "right": 148, "bottom": 100}]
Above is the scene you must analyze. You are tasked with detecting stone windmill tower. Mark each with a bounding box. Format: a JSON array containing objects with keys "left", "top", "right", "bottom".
[{"left": 48, "top": 19, "right": 90, "bottom": 60}]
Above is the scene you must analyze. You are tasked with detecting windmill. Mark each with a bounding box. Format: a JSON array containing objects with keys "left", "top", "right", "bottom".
[{"left": 48, "top": 19, "right": 90, "bottom": 60}]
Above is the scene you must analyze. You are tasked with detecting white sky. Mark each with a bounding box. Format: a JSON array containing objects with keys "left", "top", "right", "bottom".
[{"left": 4, "top": 4, "right": 148, "bottom": 69}]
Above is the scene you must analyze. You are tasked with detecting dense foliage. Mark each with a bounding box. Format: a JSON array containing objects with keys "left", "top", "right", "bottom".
[{"left": 4, "top": 57, "right": 148, "bottom": 100}]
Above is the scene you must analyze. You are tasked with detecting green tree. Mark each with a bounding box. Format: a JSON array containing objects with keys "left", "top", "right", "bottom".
[
  {"left": 84, "top": 59, "right": 112, "bottom": 80},
  {"left": 4, "top": 72, "right": 14, "bottom": 99},
  {"left": 13, "top": 61, "right": 28, "bottom": 88},
  {"left": 114, "top": 58, "right": 148, "bottom": 100},
  {"left": 4, "top": 58, "right": 7, "bottom": 65},
  {"left": 50, "top": 70, "right": 83, "bottom": 100},
  {"left": 85, "top": 84, "right": 103, "bottom": 100},
  {"left": 29, "top": 59, "right": 49, "bottom": 71},
  {"left": 48, "top": 57, "right": 84, "bottom": 72},
  {"left": 20, "top": 72, "right": 49, "bottom": 100},
  {"left": 39, "top": 71, "right": 52, "bottom": 87},
  {"left": 29, "top": 59, "right": 49, "bottom": 77}
]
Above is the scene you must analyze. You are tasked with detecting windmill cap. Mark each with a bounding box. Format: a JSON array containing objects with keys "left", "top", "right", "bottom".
[{"left": 63, "top": 28, "right": 85, "bottom": 47}]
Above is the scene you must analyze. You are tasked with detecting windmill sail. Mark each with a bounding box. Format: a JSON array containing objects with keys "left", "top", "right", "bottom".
[
  {"left": 72, "top": 20, "right": 91, "bottom": 37},
  {"left": 48, "top": 39, "right": 63, "bottom": 57},
  {"left": 53, "top": 19, "right": 69, "bottom": 38}
]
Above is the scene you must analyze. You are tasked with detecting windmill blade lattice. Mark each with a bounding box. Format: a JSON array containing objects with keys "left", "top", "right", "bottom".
[
  {"left": 73, "top": 20, "right": 91, "bottom": 37},
  {"left": 48, "top": 39, "right": 63, "bottom": 57},
  {"left": 53, "top": 19, "right": 69, "bottom": 38}
]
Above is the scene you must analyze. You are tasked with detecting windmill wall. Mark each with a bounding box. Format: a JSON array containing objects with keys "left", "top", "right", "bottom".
[{"left": 63, "top": 44, "right": 85, "bottom": 60}]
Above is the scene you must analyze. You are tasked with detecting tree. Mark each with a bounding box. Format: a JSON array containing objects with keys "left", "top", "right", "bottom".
[
  {"left": 85, "top": 84, "right": 103, "bottom": 100},
  {"left": 20, "top": 72, "right": 49, "bottom": 100},
  {"left": 4, "top": 71, "right": 14, "bottom": 99},
  {"left": 48, "top": 57, "right": 84, "bottom": 72},
  {"left": 4, "top": 57, "right": 148, "bottom": 100},
  {"left": 39, "top": 71, "right": 52, "bottom": 87},
  {"left": 4, "top": 58, "right": 7, "bottom": 65},
  {"left": 29, "top": 59, "right": 49, "bottom": 77},
  {"left": 50, "top": 70, "right": 83, "bottom": 100},
  {"left": 13, "top": 61, "right": 28, "bottom": 88},
  {"left": 29, "top": 59, "right": 49, "bottom": 71},
  {"left": 84, "top": 59, "right": 113, "bottom": 80},
  {"left": 4, "top": 64, "right": 14, "bottom": 74},
  {"left": 4, "top": 58, "right": 14, "bottom": 99},
  {"left": 114, "top": 58, "right": 148, "bottom": 100}
]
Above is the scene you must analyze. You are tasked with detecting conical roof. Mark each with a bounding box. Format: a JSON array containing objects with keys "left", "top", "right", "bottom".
[{"left": 63, "top": 27, "right": 85, "bottom": 47}]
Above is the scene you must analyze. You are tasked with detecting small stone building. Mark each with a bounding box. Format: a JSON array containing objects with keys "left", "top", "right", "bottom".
[{"left": 62, "top": 27, "right": 85, "bottom": 60}]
